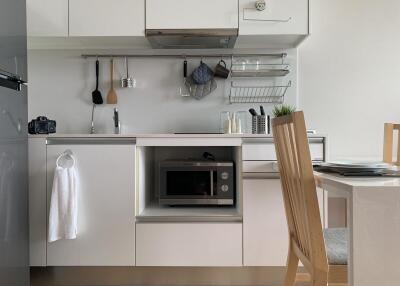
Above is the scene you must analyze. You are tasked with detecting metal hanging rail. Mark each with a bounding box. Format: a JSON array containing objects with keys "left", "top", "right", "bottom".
[{"left": 81, "top": 53, "right": 287, "bottom": 59}]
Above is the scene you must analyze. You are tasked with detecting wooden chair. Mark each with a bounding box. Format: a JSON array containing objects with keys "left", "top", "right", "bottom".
[
  {"left": 383, "top": 123, "right": 400, "bottom": 165},
  {"left": 272, "top": 111, "right": 347, "bottom": 286}
]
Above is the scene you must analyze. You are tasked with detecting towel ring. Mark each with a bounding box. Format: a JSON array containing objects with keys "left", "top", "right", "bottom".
[{"left": 56, "top": 150, "right": 76, "bottom": 167}]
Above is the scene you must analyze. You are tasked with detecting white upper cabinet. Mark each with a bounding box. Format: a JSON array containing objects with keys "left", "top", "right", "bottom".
[
  {"left": 27, "top": 0, "right": 68, "bottom": 36},
  {"left": 69, "top": 0, "right": 145, "bottom": 36},
  {"left": 239, "top": 0, "right": 309, "bottom": 35},
  {"left": 146, "top": 0, "right": 238, "bottom": 29}
]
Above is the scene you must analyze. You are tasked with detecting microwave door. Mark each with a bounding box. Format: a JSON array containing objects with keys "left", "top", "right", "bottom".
[{"left": 165, "top": 170, "right": 213, "bottom": 197}]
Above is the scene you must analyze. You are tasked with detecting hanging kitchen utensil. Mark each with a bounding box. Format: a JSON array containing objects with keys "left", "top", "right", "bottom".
[
  {"left": 191, "top": 61, "right": 214, "bottom": 85},
  {"left": 121, "top": 57, "right": 135, "bottom": 88},
  {"left": 179, "top": 59, "right": 191, "bottom": 97},
  {"left": 185, "top": 76, "right": 217, "bottom": 100},
  {"left": 106, "top": 59, "right": 118, "bottom": 104},
  {"left": 92, "top": 59, "right": 103, "bottom": 104}
]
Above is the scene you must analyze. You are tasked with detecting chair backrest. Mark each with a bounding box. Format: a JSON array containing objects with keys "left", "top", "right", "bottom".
[
  {"left": 383, "top": 123, "right": 400, "bottom": 165},
  {"left": 272, "top": 111, "right": 328, "bottom": 272}
]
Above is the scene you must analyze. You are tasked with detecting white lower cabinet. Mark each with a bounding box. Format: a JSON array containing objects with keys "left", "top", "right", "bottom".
[
  {"left": 136, "top": 223, "right": 242, "bottom": 266},
  {"left": 46, "top": 143, "right": 136, "bottom": 266},
  {"left": 243, "top": 179, "right": 325, "bottom": 266}
]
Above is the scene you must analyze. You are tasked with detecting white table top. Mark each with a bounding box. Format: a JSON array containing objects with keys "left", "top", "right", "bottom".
[{"left": 314, "top": 171, "right": 400, "bottom": 192}]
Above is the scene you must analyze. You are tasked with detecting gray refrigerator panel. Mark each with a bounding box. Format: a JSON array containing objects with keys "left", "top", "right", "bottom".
[
  {"left": 0, "top": 0, "right": 27, "bottom": 82},
  {"left": 0, "top": 84, "right": 29, "bottom": 286}
]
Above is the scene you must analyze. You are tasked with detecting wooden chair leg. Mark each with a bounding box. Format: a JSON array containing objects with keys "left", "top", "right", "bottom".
[
  {"left": 312, "top": 270, "right": 328, "bottom": 286},
  {"left": 284, "top": 247, "right": 299, "bottom": 286}
]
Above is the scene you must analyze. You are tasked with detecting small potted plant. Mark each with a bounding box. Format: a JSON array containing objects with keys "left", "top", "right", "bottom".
[{"left": 272, "top": 104, "right": 296, "bottom": 118}]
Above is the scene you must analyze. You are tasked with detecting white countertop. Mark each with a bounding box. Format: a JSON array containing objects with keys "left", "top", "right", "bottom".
[
  {"left": 29, "top": 133, "right": 326, "bottom": 139},
  {"left": 315, "top": 171, "right": 400, "bottom": 190}
]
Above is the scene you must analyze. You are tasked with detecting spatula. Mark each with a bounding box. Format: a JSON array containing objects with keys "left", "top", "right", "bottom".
[
  {"left": 92, "top": 59, "right": 103, "bottom": 105},
  {"left": 106, "top": 58, "right": 117, "bottom": 104}
]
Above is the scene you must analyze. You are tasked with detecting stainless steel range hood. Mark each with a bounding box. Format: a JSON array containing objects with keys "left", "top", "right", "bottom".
[{"left": 146, "top": 29, "right": 238, "bottom": 49}]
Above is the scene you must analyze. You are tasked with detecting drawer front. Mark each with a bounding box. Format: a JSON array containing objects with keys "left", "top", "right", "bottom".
[
  {"left": 136, "top": 223, "right": 242, "bottom": 266},
  {"left": 243, "top": 161, "right": 278, "bottom": 173},
  {"left": 243, "top": 142, "right": 324, "bottom": 161}
]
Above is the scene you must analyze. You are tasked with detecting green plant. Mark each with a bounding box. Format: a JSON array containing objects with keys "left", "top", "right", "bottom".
[{"left": 272, "top": 104, "right": 296, "bottom": 117}]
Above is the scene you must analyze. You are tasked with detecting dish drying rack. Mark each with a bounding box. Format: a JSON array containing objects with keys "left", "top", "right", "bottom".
[
  {"left": 229, "top": 81, "right": 291, "bottom": 104},
  {"left": 230, "top": 53, "right": 289, "bottom": 78},
  {"left": 229, "top": 54, "right": 291, "bottom": 104}
]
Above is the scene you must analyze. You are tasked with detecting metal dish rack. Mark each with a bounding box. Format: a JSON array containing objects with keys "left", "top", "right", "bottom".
[
  {"left": 230, "top": 53, "right": 289, "bottom": 78},
  {"left": 229, "top": 81, "right": 291, "bottom": 104},
  {"left": 231, "top": 64, "right": 290, "bottom": 77}
]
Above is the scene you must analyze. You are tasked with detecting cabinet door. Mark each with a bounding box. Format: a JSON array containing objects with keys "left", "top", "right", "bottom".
[
  {"left": 69, "top": 0, "right": 145, "bottom": 36},
  {"left": 46, "top": 144, "right": 135, "bottom": 266},
  {"left": 136, "top": 223, "right": 242, "bottom": 266},
  {"left": 146, "top": 0, "right": 238, "bottom": 29},
  {"left": 27, "top": 0, "right": 68, "bottom": 36},
  {"left": 243, "top": 179, "right": 325, "bottom": 266},
  {"left": 239, "top": 0, "right": 308, "bottom": 35}
]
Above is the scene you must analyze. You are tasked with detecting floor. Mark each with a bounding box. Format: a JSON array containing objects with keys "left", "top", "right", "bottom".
[{"left": 31, "top": 266, "right": 287, "bottom": 286}]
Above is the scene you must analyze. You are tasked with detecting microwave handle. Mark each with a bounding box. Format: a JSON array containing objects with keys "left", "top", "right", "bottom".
[{"left": 210, "top": 170, "right": 214, "bottom": 196}]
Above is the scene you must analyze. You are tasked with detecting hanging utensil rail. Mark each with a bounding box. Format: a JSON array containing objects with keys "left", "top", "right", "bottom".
[{"left": 81, "top": 53, "right": 287, "bottom": 59}]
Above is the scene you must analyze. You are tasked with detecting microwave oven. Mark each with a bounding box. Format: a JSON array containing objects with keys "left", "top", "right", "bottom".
[{"left": 159, "top": 160, "right": 235, "bottom": 206}]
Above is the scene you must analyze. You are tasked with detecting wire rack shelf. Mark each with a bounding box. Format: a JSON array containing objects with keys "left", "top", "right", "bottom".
[{"left": 229, "top": 81, "right": 291, "bottom": 104}]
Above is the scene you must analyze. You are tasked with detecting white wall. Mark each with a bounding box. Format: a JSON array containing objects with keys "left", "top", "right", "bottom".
[
  {"left": 299, "top": 0, "right": 400, "bottom": 160},
  {"left": 28, "top": 50, "right": 297, "bottom": 134}
]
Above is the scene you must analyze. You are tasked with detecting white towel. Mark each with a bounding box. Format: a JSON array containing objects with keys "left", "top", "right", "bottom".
[{"left": 48, "top": 155, "right": 78, "bottom": 243}]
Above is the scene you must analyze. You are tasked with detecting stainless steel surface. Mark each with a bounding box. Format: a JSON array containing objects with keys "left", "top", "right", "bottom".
[
  {"left": 0, "top": 0, "right": 29, "bottom": 285},
  {"left": 82, "top": 53, "right": 287, "bottom": 59},
  {"left": 90, "top": 104, "right": 96, "bottom": 134},
  {"left": 160, "top": 161, "right": 234, "bottom": 167},
  {"left": 159, "top": 160, "right": 235, "bottom": 206},
  {"left": 0, "top": 71, "right": 26, "bottom": 91},
  {"left": 46, "top": 138, "right": 136, "bottom": 145},
  {"left": 0, "top": 0, "right": 27, "bottom": 82},
  {"left": 242, "top": 172, "right": 280, "bottom": 179},
  {"left": 121, "top": 57, "right": 135, "bottom": 88},
  {"left": 252, "top": 115, "right": 266, "bottom": 134},
  {"left": 229, "top": 81, "right": 291, "bottom": 104},
  {"left": 230, "top": 67, "right": 290, "bottom": 77},
  {"left": 145, "top": 29, "right": 238, "bottom": 49},
  {"left": 158, "top": 198, "right": 234, "bottom": 206}
]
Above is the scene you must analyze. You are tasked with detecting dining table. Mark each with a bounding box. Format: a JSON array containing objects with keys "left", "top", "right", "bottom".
[{"left": 314, "top": 171, "right": 400, "bottom": 286}]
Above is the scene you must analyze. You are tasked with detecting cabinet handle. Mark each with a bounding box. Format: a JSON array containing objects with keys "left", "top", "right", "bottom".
[{"left": 243, "top": 6, "right": 292, "bottom": 23}]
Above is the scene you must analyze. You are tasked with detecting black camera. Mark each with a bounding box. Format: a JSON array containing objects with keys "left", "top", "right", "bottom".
[{"left": 28, "top": 116, "right": 56, "bottom": 134}]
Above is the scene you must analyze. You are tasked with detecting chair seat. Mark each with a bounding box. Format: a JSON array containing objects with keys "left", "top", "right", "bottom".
[{"left": 324, "top": 228, "right": 348, "bottom": 265}]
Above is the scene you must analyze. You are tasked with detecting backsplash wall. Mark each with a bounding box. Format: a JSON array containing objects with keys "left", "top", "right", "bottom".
[{"left": 28, "top": 49, "right": 297, "bottom": 134}]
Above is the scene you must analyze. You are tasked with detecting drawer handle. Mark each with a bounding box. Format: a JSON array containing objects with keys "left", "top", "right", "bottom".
[
  {"left": 243, "top": 5, "right": 292, "bottom": 22},
  {"left": 272, "top": 162, "right": 279, "bottom": 171}
]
